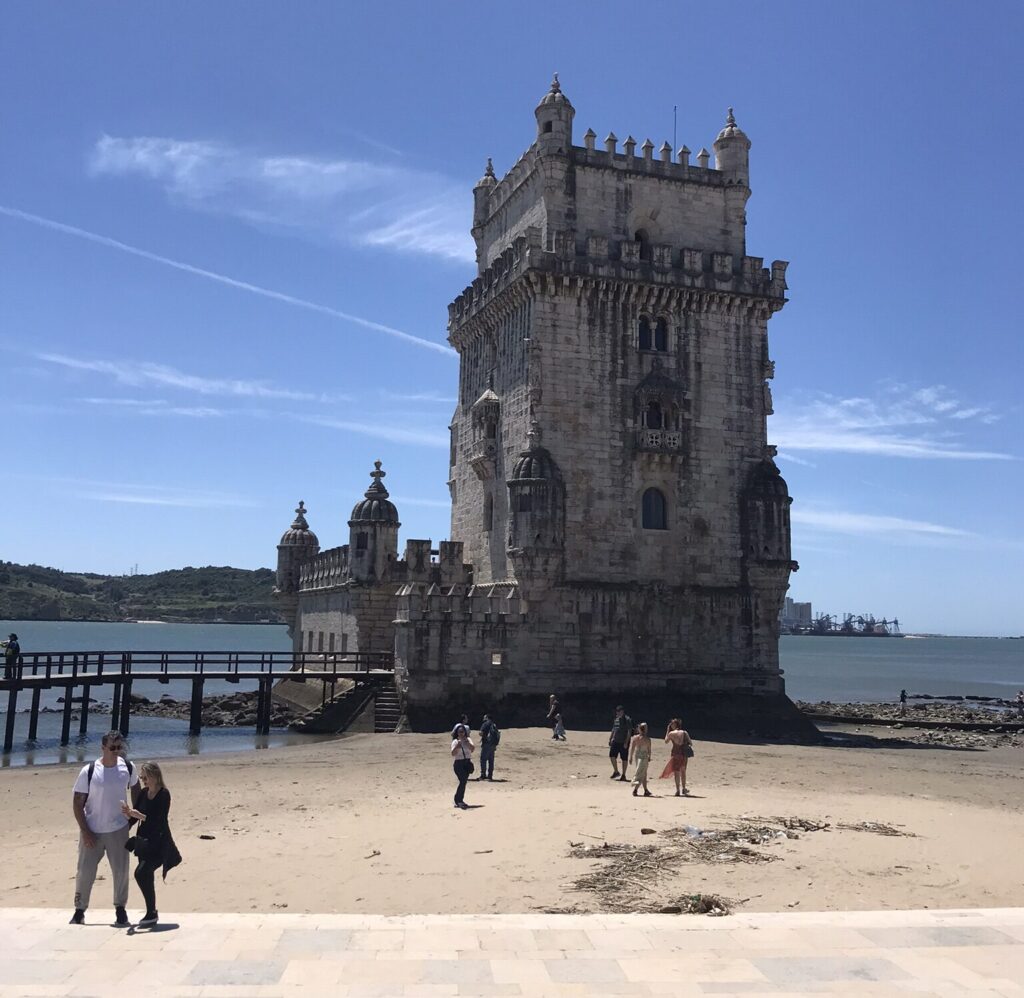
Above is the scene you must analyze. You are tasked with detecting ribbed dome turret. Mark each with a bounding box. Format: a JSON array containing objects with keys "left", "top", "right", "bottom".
[
  {"left": 536, "top": 73, "right": 573, "bottom": 111},
  {"left": 475, "top": 158, "right": 497, "bottom": 189},
  {"left": 349, "top": 461, "right": 400, "bottom": 524},
  {"left": 279, "top": 501, "right": 319, "bottom": 547},
  {"left": 511, "top": 448, "right": 558, "bottom": 482},
  {"left": 715, "top": 107, "right": 750, "bottom": 145},
  {"left": 747, "top": 459, "right": 790, "bottom": 499},
  {"left": 510, "top": 422, "right": 561, "bottom": 482}
]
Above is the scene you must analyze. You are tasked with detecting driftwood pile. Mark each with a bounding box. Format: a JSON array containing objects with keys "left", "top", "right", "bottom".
[{"left": 566, "top": 815, "right": 832, "bottom": 916}]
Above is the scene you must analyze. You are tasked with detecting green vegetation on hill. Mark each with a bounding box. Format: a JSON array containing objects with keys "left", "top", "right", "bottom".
[{"left": 0, "top": 562, "right": 283, "bottom": 623}]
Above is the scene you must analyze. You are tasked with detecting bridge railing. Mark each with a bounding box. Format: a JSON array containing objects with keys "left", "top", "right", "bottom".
[{"left": 2, "top": 650, "right": 394, "bottom": 684}]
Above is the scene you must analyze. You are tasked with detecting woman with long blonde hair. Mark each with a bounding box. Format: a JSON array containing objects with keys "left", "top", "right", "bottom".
[{"left": 121, "top": 762, "right": 178, "bottom": 927}]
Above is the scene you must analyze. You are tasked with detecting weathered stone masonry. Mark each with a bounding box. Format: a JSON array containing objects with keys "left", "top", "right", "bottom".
[{"left": 276, "top": 78, "right": 799, "bottom": 729}]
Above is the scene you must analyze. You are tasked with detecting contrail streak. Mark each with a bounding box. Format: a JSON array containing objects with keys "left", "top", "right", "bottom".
[{"left": 0, "top": 205, "right": 457, "bottom": 358}]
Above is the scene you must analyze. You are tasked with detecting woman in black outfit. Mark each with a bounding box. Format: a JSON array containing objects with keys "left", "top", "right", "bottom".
[{"left": 121, "top": 761, "right": 173, "bottom": 927}]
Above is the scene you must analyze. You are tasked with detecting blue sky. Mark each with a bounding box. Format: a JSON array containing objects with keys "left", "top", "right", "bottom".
[{"left": 1, "top": 2, "right": 1021, "bottom": 636}]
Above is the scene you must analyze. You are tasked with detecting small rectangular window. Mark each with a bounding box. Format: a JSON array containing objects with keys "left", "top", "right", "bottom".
[
  {"left": 356, "top": 534, "right": 368, "bottom": 551},
  {"left": 317, "top": 631, "right": 324, "bottom": 652},
  {"left": 328, "top": 633, "right": 335, "bottom": 653},
  {"left": 341, "top": 633, "right": 349, "bottom": 653},
  {"left": 306, "top": 631, "right": 314, "bottom": 652},
  {"left": 491, "top": 652, "right": 504, "bottom": 666}
]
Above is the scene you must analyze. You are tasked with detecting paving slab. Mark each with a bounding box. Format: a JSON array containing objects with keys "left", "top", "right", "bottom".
[{"left": 1, "top": 907, "right": 1023, "bottom": 996}]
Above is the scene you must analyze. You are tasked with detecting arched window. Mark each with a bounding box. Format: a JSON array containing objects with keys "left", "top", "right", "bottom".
[
  {"left": 654, "top": 318, "right": 668, "bottom": 352},
  {"left": 645, "top": 401, "right": 663, "bottom": 429},
  {"left": 635, "top": 229, "right": 651, "bottom": 262},
  {"left": 642, "top": 488, "right": 667, "bottom": 530},
  {"left": 638, "top": 316, "right": 652, "bottom": 350}
]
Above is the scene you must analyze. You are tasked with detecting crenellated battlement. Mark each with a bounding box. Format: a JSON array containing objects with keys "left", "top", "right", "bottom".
[
  {"left": 449, "top": 225, "right": 788, "bottom": 338},
  {"left": 395, "top": 581, "right": 525, "bottom": 624},
  {"left": 298, "top": 538, "right": 472, "bottom": 593}
]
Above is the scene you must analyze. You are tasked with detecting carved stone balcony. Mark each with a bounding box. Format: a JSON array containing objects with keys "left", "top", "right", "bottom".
[
  {"left": 635, "top": 428, "right": 683, "bottom": 453},
  {"left": 467, "top": 438, "right": 498, "bottom": 480}
]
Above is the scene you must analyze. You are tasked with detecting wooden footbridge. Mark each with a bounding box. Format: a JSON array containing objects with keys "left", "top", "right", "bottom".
[{"left": 0, "top": 651, "right": 395, "bottom": 753}]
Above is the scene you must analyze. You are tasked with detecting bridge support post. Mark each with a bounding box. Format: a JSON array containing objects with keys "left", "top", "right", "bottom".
[
  {"left": 27, "top": 688, "right": 42, "bottom": 741},
  {"left": 78, "top": 686, "right": 90, "bottom": 737},
  {"left": 110, "top": 682, "right": 122, "bottom": 733},
  {"left": 120, "top": 679, "right": 133, "bottom": 736},
  {"left": 3, "top": 687, "right": 17, "bottom": 754},
  {"left": 189, "top": 678, "right": 204, "bottom": 736},
  {"left": 257, "top": 679, "right": 272, "bottom": 735},
  {"left": 60, "top": 689, "right": 73, "bottom": 746}
]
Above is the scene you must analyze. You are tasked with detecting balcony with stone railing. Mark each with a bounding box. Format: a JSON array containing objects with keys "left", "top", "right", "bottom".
[{"left": 635, "top": 428, "right": 683, "bottom": 454}]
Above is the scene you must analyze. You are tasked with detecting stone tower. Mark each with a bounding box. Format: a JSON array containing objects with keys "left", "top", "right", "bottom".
[
  {"left": 282, "top": 78, "right": 804, "bottom": 733},
  {"left": 435, "top": 77, "right": 797, "bottom": 720}
]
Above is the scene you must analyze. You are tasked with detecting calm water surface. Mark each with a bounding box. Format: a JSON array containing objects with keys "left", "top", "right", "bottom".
[{"left": 2, "top": 620, "right": 1021, "bottom": 766}]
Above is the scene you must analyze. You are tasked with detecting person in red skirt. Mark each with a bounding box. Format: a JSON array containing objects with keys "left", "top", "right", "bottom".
[{"left": 659, "top": 718, "right": 693, "bottom": 796}]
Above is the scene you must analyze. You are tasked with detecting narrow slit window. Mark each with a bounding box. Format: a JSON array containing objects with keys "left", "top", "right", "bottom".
[
  {"left": 654, "top": 318, "right": 668, "bottom": 352},
  {"left": 638, "top": 316, "right": 652, "bottom": 350}
]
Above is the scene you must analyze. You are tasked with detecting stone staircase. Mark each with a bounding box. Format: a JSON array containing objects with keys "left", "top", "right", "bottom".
[{"left": 373, "top": 684, "right": 402, "bottom": 733}]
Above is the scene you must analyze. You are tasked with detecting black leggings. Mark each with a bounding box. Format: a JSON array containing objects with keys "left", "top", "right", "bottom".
[
  {"left": 453, "top": 758, "right": 472, "bottom": 804},
  {"left": 134, "top": 859, "right": 157, "bottom": 914}
]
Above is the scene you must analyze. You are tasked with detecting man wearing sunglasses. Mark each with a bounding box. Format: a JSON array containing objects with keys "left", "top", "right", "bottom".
[{"left": 69, "top": 730, "right": 141, "bottom": 926}]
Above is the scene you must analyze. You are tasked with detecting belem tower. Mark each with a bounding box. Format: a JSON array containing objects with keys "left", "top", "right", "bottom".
[{"left": 275, "top": 77, "right": 801, "bottom": 731}]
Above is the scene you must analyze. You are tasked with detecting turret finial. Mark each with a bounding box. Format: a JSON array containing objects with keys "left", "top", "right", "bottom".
[
  {"left": 550, "top": 72, "right": 560, "bottom": 94},
  {"left": 291, "top": 501, "right": 309, "bottom": 529},
  {"left": 527, "top": 419, "right": 542, "bottom": 448},
  {"left": 484, "top": 157, "right": 494, "bottom": 178},
  {"left": 727, "top": 107, "right": 736, "bottom": 126},
  {"left": 365, "top": 460, "right": 390, "bottom": 498}
]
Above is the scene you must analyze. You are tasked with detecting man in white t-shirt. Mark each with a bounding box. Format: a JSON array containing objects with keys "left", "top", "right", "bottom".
[{"left": 69, "top": 730, "right": 140, "bottom": 926}]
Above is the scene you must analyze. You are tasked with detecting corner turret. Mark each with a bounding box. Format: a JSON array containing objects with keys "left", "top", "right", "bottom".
[
  {"left": 348, "top": 461, "right": 400, "bottom": 582},
  {"left": 713, "top": 107, "right": 750, "bottom": 184},
  {"left": 534, "top": 73, "right": 574, "bottom": 153},
  {"left": 506, "top": 422, "right": 565, "bottom": 585},
  {"left": 275, "top": 500, "right": 320, "bottom": 634}
]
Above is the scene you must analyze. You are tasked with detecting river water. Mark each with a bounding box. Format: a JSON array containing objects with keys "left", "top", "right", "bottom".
[{"left": 2, "top": 620, "right": 1021, "bottom": 767}]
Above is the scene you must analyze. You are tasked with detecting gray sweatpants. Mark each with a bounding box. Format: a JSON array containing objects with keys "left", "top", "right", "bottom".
[{"left": 74, "top": 825, "right": 130, "bottom": 910}]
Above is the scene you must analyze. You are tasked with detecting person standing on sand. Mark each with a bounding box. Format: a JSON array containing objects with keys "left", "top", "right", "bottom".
[
  {"left": 451, "top": 713, "right": 470, "bottom": 738},
  {"left": 70, "top": 731, "right": 141, "bottom": 926},
  {"left": 660, "top": 718, "right": 693, "bottom": 796},
  {"left": 121, "top": 762, "right": 180, "bottom": 928},
  {"left": 608, "top": 705, "right": 632, "bottom": 781},
  {"left": 478, "top": 713, "right": 499, "bottom": 780},
  {"left": 546, "top": 694, "right": 560, "bottom": 739},
  {"left": 554, "top": 713, "right": 567, "bottom": 740},
  {"left": 900, "top": 689, "right": 908, "bottom": 717},
  {"left": 2, "top": 633, "right": 20, "bottom": 679},
  {"left": 451, "top": 724, "right": 475, "bottom": 810},
  {"left": 1015, "top": 690, "right": 1023, "bottom": 718},
  {"left": 629, "top": 722, "right": 653, "bottom": 797}
]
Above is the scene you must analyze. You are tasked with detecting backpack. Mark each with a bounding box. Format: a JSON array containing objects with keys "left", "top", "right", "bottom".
[
  {"left": 490, "top": 725, "right": 501, "bottom": 747},
  {"left": 85, "top": 759, "right": 133, "bottom": 798}
]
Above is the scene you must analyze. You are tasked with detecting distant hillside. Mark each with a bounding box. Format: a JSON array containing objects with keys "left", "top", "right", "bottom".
[{"left": 0, "top": 562, "right": 284, "bottom": 623}]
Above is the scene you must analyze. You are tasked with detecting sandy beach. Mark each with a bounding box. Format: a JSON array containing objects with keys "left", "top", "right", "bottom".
[{"left": 1, "top": 725, "right": 1022, "bottom": 917}]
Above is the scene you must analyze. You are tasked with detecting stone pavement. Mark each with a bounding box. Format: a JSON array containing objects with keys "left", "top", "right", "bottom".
[{"left": 1, "top": 907, "right": 1023, "bottom": 996}]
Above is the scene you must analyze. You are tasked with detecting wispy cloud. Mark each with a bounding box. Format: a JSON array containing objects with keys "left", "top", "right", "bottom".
[
  {"left": 89, "top": 135, "right": 475, "bottom": 264},
  {"left": 40, "top": 350, "right": 323, "bottom": 399},
  {"left": 390, "top": 496, "right": 452, "bottom": 509},
  {"left": 41, "top": 352, "right": 327, "bottom": 402},
  {"left": 772, "top": 383, "right": 1011, "bottom": 460},
  {"left": 380, "top": 390, "right": 458, "bottom": 404},
  {"left": 19, "top": 475, "right": 259, "bottom": 509},
  {"left": 792, "top": 508, "right": 972, "bottom": 538},
  {"left": 0, "top": 206, "right": 456, "bottom": 357},
  {"left": 294, "top": 414, "right": 448, "bottom": 448}
]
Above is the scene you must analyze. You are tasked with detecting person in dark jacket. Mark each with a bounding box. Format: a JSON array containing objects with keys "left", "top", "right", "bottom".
[
  {"left": 121, "top": 761, "right": 180, "bottom": 927},
  {"left": 3, "top": 633, "right": 20, "bottom": 679},
  {"left": 478, "top": 714, "right": 500, "bottom": 780}
]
